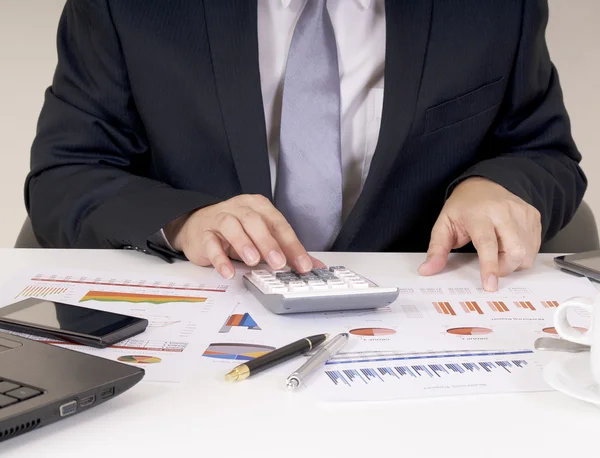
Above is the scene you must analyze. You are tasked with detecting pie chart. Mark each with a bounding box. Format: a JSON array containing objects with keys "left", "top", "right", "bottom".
[
  {"left": 447, "top": 327, "right": 493, "bottom": 336},
  {"left": 118, "top": 355, "right": 162, "bottom": 364},
  {"left": 543, "top": 326, "right": 588, "bottom": 335},
  {"left": 349, "top": 328, "right": 396, "bottom": 337}
]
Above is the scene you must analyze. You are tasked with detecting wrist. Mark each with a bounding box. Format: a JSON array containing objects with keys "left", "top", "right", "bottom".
[{"left": 164, "top": 212, "right": 192, "bottom": 252}]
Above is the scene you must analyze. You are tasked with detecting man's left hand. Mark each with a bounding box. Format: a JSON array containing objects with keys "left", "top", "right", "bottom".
[{"left": 418, "top": 177, "right": 542, "bottom": 291}]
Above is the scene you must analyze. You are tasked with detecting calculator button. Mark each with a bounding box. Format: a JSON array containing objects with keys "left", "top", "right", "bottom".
[
  {"left": 289, "top": 283, "right": 310, "bottom": 292},
  {"left": 269, "top": 285, "right": 289, "bottom": 294},
  {"left": 350, "top": 281, "right": 369, "bottom": 289},
  {"left": 309, "top": 283, "right": 329, "bottom": 292},
  {"left": 287, "top": 281, "right": 305, "bottom": 287},
  {"left": 329, "top": 283, "right": 348, "bottom": 290},
  {"left": 269, "top": 267, "right": 291, "bottom": 274},
  {"left": 329, "top": 266, "right": 347, "bottom": 272},
  {"left": 252, "top": 270, "right": 272, "bottom": 278}
]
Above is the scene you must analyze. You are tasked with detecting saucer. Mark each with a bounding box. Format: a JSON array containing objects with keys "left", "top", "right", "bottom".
[{"left": 543, "top": 353, "right": 600, "bottom": 406}]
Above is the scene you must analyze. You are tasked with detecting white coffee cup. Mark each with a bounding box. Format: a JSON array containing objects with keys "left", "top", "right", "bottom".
[{"left": 554, "top": 295, "right": 599, "bottom": 384}]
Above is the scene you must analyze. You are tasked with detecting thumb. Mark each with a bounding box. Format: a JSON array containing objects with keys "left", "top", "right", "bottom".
[{"left": 418, "top": 217, "right": 455, "bottom": 276}]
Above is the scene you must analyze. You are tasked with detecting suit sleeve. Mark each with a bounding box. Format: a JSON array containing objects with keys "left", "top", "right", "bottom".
[
  {"left": 448, "top": 0, "right": 587, "bottom": 243},
  {"left": 24, "top": 0, "right": 218, "bottom": 260}
]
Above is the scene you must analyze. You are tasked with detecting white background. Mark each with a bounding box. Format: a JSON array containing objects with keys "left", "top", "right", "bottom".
[{"left": 0, "top": 0, "right": 598, "bottom": 246}]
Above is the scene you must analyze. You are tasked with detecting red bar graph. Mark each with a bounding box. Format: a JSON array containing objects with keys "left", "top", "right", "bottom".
[
  {"left": 487, "top": 301, "right": 509, "bottom": 313},
  {"left": 460, "top": 301, "right": 484, "bottom": 315},
  {"left": 541, "top": 301, "right": 560, "bottom": 308},
  {"left": 433, "top": 302, "right": 456, "bottom": 316},
  {"left": 514, "top": 301, "right": 536, "bottom": 311}
]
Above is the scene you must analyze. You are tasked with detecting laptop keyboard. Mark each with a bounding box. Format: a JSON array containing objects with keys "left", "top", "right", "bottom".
[{"left": 0, "top": 379, "right": 43, "bottom": 409}]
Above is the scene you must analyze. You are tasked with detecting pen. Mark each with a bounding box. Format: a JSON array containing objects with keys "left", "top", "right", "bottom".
[
  {"left": 225, "top": 333, "right": 328, "bottom": 381},
  {"left": 286, "top": 332, "right": 349, "bottom": 390}
]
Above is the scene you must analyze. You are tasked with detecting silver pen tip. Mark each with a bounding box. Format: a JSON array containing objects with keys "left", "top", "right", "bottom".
[{"left": 286, "top": 378, "right": 300, "bottom": 391}]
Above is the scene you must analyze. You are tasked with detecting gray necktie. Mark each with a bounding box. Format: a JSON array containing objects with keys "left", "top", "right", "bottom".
[{"left": 274, "top": 0, "right": 342, "bottom": 251}]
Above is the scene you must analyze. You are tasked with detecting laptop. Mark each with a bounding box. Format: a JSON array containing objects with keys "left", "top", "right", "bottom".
[{"left": 0, "top": 332, "right": 144, "bottom": 443}]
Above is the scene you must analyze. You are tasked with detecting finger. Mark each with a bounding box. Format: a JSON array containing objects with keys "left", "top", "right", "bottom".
[
  {"left": 495, "top": 219, "right": 527, "bottom": 276},
  {"left": 238, "top": 195, "right": 312, "bottom": 273},
  {"left": 232, "top": 207, "right": 288, "bottom": 270},
  {"left": 418, "top": 217, "right": 455, "bottom": 276},
  {"left": 517, "top": 213, "right": 542, "bottom": 270},
  {"left": 213, "top": 212, "right": 261, "bottom": 266},
  {"left": 465, "top": 217, "right": 499, "bottom": 291},
  {"left": 201, "top": 230, "right": 235, "bottom": 279},
  {"left": 309, "top": 255, "right": 327, "bottom": 269}
]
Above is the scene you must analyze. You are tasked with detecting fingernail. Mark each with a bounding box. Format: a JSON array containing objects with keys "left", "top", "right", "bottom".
[
  {"left": 243, "top": 246, "right": 259, "bottom": 265},
  {"left": 268, "top": 250, "right": 286, "bottom": 269},
  {"left": 220, "top": 265, "right": 234, "bottom": 280},
  {"left": 418, "top": 256, "right": 432, "bottom": 272},
  {"left": 296, "top": 254, "right": 313, "bottom": 273},
  {"left": 485, "top": 274, "right": 498, "bottom": 292}
]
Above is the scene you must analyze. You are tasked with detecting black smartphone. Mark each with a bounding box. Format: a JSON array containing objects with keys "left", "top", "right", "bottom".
[
  {"left": 0, "top": 298, "right": 148, "bottom": 348},
  {"left": 554, "top": 250, "right": 600, "bottom": 283}
]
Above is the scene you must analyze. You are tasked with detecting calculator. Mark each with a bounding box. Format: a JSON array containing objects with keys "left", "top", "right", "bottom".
[{"left": 242, "top": 266, "right": 399, "bottom": 314}]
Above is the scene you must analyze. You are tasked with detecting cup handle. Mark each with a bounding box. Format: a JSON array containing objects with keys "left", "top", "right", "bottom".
[{"left": 554, "top": 297, "right": 594, "bottom": 346}]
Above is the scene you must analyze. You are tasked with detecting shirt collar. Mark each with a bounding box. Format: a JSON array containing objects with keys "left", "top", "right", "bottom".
[{"left": 281, "top": 0, "right": 372, "bottom": 10}]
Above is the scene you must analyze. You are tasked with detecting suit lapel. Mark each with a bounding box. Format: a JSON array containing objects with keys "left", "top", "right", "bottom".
[
  {"left": 203, "top": 0, "right": 273, "bottom": 200},
  {"left": 333, "top": 0, "right": 433, "bottom": 250}
]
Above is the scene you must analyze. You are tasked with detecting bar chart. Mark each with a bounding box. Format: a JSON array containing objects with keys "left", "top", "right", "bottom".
[
  {"left": 433, "top": 301, "right": 456, "bottom": 316},
  {"left": 487, "top": 301, "right": 509, "bottom": 312},
  {"left": 325, "top": 357, "right": 531, "bottom": 387},
  {"left": 459, "top": 301, "right": 484, "bottom": 314},
  {"left": 514, "top": 301, "right": 536, "bottom": 311}
]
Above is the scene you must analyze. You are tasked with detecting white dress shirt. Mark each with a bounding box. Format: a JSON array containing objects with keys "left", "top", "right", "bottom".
[
  {"left": 258, "top": 0, "right": 386, "bottom": 221},
  {"left": 154, "top": 0, "right": 386, "bottom": 249}
]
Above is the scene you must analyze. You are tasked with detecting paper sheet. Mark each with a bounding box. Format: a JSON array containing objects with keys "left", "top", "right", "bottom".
[
  {"left": 0, "top": 269, "right": 241, "bottom": 382},
  {"left": 1, "top": 265, "right": 597, "bottom": 400},
  {"left": 196, "top": 273, "right": 598, "bottom": 401}
]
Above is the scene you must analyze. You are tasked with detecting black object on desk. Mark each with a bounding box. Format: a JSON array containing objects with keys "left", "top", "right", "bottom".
[{"left": 225, "top": 334, "right": 328, "bottom": 381}]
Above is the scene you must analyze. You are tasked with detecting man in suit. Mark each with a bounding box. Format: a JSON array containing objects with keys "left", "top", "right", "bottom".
[{"left": 25, "top": 0, "right": 586, "bottom": 292}]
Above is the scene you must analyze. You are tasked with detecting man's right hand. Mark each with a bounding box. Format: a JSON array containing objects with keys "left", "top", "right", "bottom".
[{"left": 164, "top": 194, "right": 320, "bottom": 279}]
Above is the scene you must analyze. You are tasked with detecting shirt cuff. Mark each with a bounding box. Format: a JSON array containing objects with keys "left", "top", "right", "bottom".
[{"left": 147, "top": 228, "right": 180, "bottom": 254}]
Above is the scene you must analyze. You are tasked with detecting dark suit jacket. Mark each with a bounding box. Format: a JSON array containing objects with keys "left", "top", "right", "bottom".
[{"left": 25, "top": 0, "right": 587, "bottom": 262}]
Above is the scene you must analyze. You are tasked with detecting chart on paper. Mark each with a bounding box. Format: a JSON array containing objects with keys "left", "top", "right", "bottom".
[
  {"left": 0, "top": 268, "right": 241, "bottom": 382},
  {"left": 283, "top": 275, "right": 598, "bottom": 402},
  {"left": 317, "top": 348, "right": 546, "bottom": 401}
]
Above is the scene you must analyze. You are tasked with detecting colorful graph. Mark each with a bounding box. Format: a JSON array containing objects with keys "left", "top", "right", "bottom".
[
  {"left": 79, "top": 290, "right": 207, "bottom": 304},
  {"left": 118, "top": 355, "right": 162, "bottom": 364},
  {"left": 459, "top": 301, "right": 484, "bottom": 315},
  {"left": 202, "top": 343, "right": 275, "bottom": 361},
  {"left": 30, "top": 274, "right": 227, "bottom": 293},
  {"left": 350, "top": 328, "right": 396, "bottom": 337},
  {"left": 514, "top": 301, "right": 536, "bottom": 311},
  {"left": 433, "top": 302, "right": 456, "bottom": 316},
  {"left": 541, "top": 301, "right": 560, "bottom": 308},
  {"left": 543, "top": 326, "right": 588, "bottom": 335},
  {"left": 447, "top": 327, "right": 493, "bottom": 336},
  {"left": 16, "top": 286, "right": 69, "bottom": 298},
  {"left": 325, "top": 358, "right": 531, "bottom": 387},
  {"left": 487, "top": 301, "right": 509, "bottom": 312},
  {"left": 219, "top": 313, "right": 261, "bottom": 333}
]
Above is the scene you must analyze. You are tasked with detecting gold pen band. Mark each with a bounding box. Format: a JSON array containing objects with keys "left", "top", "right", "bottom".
[
  {"left": 304, "top": 337, "right": 313, "bottom": 351},
  {"left": 225, "top": 364, "right": 250, "bottom": 381}
]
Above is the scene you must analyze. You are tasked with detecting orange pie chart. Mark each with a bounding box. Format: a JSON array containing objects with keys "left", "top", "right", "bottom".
[
  {"left": 349, "top": 328, "right": 396, "bottom": 337},
  {"left": 447, "top": 327, "right": 493, "bottom": 336}
]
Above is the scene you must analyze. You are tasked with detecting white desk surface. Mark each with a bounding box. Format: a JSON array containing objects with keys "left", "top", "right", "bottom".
[{"left": 1, "top": 249, "right": 599, "bottom": 458}]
